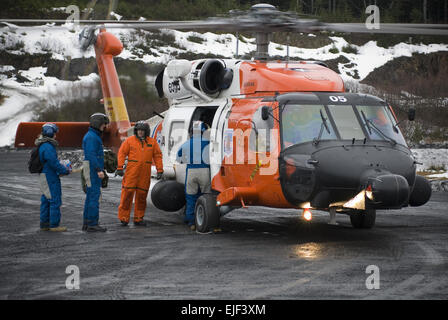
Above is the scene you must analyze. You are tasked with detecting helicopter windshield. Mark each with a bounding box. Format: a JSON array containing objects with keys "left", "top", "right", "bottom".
[
  {"left": 281, "top": 103, "right": 407, "bottom": 148},
  {"left": 355, "top": 105, "right": 407, "bottom": 145},
  {"left": 281, "top": 104, "right": 337, "bottom": 147}
]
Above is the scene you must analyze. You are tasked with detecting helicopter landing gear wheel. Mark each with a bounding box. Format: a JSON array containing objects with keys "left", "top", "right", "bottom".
[
  {"left": 349, "top": 208, "right": 376, "bottom": 229},
  {"left": 195, "top": 194, "right": 220, "bottom": 233}
]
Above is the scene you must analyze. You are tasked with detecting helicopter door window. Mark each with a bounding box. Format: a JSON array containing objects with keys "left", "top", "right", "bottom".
[
  {"left": 281, "top": 104, "right": 336, "bottom": 148},
  {"left": 327, "top": 104, "right": 365, "bottom": 140},
  {"left": 168, "top": 121, "right": 186, "bottom": 155},
  {"left": 356, "top": 105, "right": 407, "bottom": 145}
]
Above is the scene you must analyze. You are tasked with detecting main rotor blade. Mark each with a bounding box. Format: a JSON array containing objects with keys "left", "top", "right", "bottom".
[
  {"left": 321, "top": 23, "right": 448, "bottom": 35},
  {"left": 1, "top": 17, "right": 447, "bottom": 36},
  {"left": 0, "top": 19, "right": 181, "bottom": 24}
]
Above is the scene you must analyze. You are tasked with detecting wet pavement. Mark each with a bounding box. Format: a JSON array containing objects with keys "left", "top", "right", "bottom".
[{"left": 0, "top": 150, "right": 447, "bottom": 299}]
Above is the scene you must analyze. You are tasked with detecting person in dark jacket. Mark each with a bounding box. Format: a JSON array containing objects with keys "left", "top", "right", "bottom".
[
  {"left": 37, "top": 123, "right": 71, "bottom": 232},
  {"left": 82, "top": 113, "right": 109, "bottom": 232},
  {"left": 176, "top": 121, "right": 211, "bottom": 230}
]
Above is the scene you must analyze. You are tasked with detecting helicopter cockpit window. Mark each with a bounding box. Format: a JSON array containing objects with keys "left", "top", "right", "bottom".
[
  {"left": 356, "top": 105, "right": 407, "bottom": 145},
  {"left": 327, "top": 104, "right": 365, "bottom": 140},
  {"left": 281, "top": 104, "right": 337, "bottom": 147}
]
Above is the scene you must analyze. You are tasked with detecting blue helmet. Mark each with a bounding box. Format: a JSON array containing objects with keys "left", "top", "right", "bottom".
[{"left": 42, "top": 123, "right": 59, "bottom": 138}]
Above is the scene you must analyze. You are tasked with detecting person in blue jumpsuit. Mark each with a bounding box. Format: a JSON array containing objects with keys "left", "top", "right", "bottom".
[
  {"left": 176, "top": 121, "right": 211, "bottom": 231},
  {"left": 37, "top": 123, "right": 71, "bottom": 232},
  {"left": 82, "top": 113, "right": 109, "bottom": 232}
]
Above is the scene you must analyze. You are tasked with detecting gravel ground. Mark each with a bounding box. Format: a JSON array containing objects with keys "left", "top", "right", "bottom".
[{"left": 0, "top": 150, "right": 447, "bottom": 300}]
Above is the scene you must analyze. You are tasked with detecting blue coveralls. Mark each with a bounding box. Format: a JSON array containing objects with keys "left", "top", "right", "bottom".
[
  {"left": 39, "top": 141, "right": 69, "bottom": 228},
  {"left": 176, "top": 133, "right": 210, "bottom": 225},
  {"left": 82, "top": 127, "right": 105, "bottom": 227}
]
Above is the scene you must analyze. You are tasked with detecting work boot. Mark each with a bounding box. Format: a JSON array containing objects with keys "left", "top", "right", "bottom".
[
  {"left": 40, "top": 223, "right": 50, "bottom": 231},
  {"left": 189, "top": 224, "right": 196, "bottom": 231},
  {"left": 86, "top": 225, "right": 107, "bottom": 232},
  {"left": 49, "top": 226, "right": 67, "bottom": 232},
  {"left": 120, "top": 220, "right": 129, "bottom": 227},
  {"left": 134, "top": 220, "right": 147, "bottom": 227}
]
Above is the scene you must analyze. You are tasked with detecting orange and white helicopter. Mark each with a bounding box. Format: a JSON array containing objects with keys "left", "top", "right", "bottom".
[{"left": 9, "top": 3, "right": 446, "bottom": 232}]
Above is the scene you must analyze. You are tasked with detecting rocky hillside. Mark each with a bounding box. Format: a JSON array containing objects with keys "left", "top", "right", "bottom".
[{"left": 362, "top": 51, "right": 448, "bottom": 99}]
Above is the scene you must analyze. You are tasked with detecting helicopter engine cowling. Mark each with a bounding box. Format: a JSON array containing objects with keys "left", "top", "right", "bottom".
[
  {"left": 151, "top": 180, "right": 186, "bottom": 212},
  {"left": 161, "top": 59, "right": 234, "bottom": 100}
]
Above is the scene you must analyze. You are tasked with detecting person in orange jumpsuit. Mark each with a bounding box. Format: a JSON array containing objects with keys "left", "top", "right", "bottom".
[{"left": 116, "top": 121, "right": 163, "bottom": 226}]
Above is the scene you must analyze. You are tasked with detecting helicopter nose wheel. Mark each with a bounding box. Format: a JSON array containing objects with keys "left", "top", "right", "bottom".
[
  {"left": 194, "top": 194, "right": 220, "bottom": 233},
  {"left": 349, "top": 209, "right": 376, "bottom": 229}
]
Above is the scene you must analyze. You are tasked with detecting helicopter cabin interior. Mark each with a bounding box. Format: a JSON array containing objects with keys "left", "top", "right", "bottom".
[{"left": 187, "top": 106, "right": 218, "bottom": 137}]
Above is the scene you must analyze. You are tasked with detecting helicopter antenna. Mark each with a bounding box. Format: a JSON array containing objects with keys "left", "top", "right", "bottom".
[{"left": 235, "top": 31, "right": 239, "bottom": 58}]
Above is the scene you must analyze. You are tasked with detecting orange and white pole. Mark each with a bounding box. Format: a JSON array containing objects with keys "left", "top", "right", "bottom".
[{"left": 94, "top": 28, "right": 131, "bottom": 152}]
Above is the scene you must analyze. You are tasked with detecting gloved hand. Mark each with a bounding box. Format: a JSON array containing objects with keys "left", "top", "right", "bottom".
[
  {"left": 156, "top": 172, "right": 163, "bottom": 180},
  {"left": 60, "top": 160, "right": 72, "bottom": 175},
  {"left": 66, "top": 161, "right": 72, "bottom": 174},
  {"left": 115, "top": 169, "right": 124, "bottom": 177}
]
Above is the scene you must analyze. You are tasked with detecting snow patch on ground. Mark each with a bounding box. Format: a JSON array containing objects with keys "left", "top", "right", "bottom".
[
  {"left": 412, "top": 149, "right": 448, "bottom": 171},
  {"left": 427, "top": 172, "right": 448, "bottom": 179},
  {"left": 0, "top": 69, "right": 99, "bottom": 146}
]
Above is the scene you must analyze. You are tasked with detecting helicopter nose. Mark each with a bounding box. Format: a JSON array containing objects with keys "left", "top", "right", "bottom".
[{"left": 279, "top": 143, "right": 416, "bottom": 209}]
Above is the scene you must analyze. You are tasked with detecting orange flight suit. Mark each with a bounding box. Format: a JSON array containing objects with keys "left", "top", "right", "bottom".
[{"left": 117, "top": 135, "right": 163, "bottom": 223}]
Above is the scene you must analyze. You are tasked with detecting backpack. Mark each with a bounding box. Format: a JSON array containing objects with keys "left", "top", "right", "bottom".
[{"left": 28, "top": 146, "right": 43, "bottom": 173}]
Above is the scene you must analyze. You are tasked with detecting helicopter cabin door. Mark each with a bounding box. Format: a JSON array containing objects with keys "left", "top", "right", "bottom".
[
  {"left": 172, "top": 105, "right": 220, "bottom": 185},
  {"left": 210, "top": 99, "right": 231, "bottom": 182}
]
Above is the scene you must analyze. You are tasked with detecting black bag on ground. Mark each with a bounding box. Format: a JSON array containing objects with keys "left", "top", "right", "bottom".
[{"left": 28, "top": 146, "right": 43, "bottom": 173}]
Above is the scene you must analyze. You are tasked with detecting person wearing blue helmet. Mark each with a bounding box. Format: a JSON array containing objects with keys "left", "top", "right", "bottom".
[
  {"left": 176, "top": 121, "right": 211, "bottom": 231},
  {"left": 82, "top": 113, "right": 109, "bottom": 232},
  {"left": 36, "top": 123, "right": 71, "bottom": 232}
]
